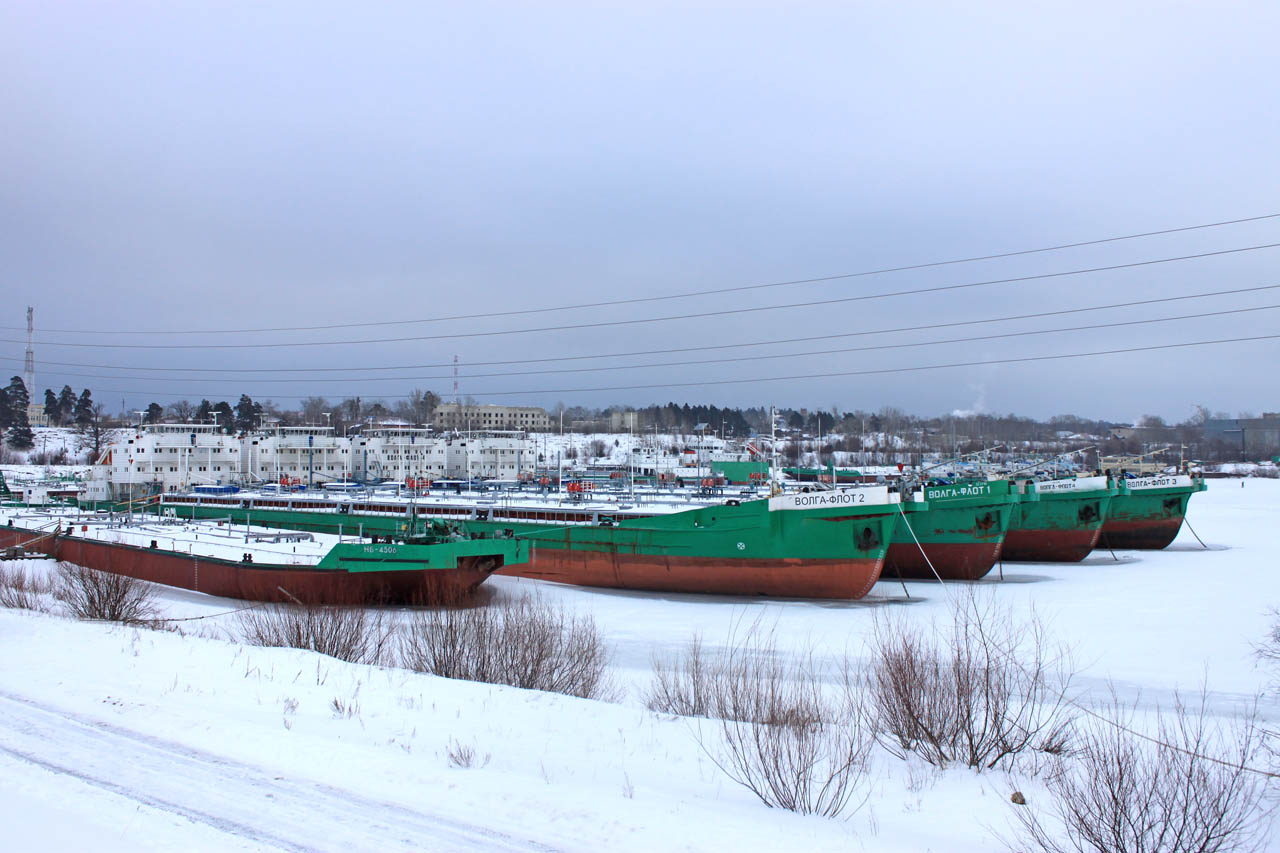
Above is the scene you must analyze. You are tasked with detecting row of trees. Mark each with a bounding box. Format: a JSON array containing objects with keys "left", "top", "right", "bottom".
[
  {"left": 1, "top": 379, "right": 101, "bottom": 451},
  {"left": 41, "top": 384, "right": 97, "bottom": 429},
  {"left": 134, "top": 391, "right": 442, "bottom": 436},
  {"left": 9, "top": 380, "right": 1266, "bottom": 463}
]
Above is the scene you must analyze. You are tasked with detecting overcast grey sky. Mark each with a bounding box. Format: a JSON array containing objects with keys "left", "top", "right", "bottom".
[{"left": 2, "top": 1, "right": 1278, "bottom": 422}]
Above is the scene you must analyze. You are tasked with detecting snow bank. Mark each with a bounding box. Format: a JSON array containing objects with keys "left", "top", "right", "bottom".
[{"left": 0, "top": 478, "right": 1277, "bottom": 850}]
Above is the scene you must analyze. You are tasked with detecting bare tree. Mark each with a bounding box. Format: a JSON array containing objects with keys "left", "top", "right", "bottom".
[
  {"left": 402, "top": 388, "right": 440, "bottom": 426},
  {"left": 300, "top": 396, "right": 331, "bottom": 426},
  {"left": 165, "top": 400, "right": 196, "bottom": 421},
  {"left": 83, "top": 403, "right": 109, "bottom": 460}
]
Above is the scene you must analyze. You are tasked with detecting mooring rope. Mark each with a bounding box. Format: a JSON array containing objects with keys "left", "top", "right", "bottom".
[{"left": 896, "top": 500, "right": 945, "bottom": 586}]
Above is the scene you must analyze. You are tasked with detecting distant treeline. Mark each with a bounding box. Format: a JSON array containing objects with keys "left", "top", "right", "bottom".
[{"left": 34, "top": 387, "right": 1263, "bottom": 463}]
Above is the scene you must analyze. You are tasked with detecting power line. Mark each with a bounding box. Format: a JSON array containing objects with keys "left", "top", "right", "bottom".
[
  {"left": 10, "top": 283, "right": 1278, "bottom": 375},
  {"left": 13, "top": 303, "right": 1278, "bottom": 387},
  {"left": 8, "top": 211, "right": 1278, "bottom": 336},
  {"left": 50, "top": 333, "right": 1280, "bottom": 400},
  {"left": 7, "top": 242, "right": 1280, "bottom": 351}
]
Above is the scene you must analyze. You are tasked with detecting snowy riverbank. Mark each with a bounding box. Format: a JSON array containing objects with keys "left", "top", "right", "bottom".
[{"left": 1, "top": 478, "right": 1278, "bottom": 851}]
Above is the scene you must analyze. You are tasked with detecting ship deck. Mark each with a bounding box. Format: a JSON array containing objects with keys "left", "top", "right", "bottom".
[{"left": 0, "top": 505, "right": 371, "bottom": 567}]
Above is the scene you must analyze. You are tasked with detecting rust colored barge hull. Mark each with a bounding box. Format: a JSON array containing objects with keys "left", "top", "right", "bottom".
[
  {"left": 0, "top": 528, "right": 495, "bottom": 605},
  {"left": 999, "top": 526, "right": 1102, "bottom": 563},
  {"left": 497, "top": 551, "right": 885, "bottom": 599},
  {"left": 1096, "top": 517, "right": 1184, "bottom": 551},
  {"left": 884, "top": 541, "right": 1005, "bottom": 581}
]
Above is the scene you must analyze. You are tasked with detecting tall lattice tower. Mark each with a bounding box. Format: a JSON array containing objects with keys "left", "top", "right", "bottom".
[
  {"left": 23, "top": 306, "right": 49, "bottom": 426},
  {"left": 23, "top": 306, "right": 35, "bottom": 396}
]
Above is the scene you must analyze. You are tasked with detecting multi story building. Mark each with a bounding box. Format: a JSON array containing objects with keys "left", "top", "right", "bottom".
[
  {"left": 1203, "top": 413, "right": 1280, "bottom": 456},
  {"left": 434, "top": 403, "right": 550, "bottom": 432}
]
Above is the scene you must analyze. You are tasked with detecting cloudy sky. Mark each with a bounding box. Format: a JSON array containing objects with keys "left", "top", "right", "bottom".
[{"left": 3, "top": 1, "right": 1278, "bottom": 422}]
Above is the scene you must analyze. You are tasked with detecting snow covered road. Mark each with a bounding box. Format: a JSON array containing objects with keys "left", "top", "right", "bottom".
[{"left": 0, "top": 689, "right": 555, "bottom": 852}]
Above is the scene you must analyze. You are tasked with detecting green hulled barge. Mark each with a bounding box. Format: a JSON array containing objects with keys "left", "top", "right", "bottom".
[
  {"left": 1000, "top": 475, "right": 1116, "bottom": 562},
  {"left": 884, "top": 479, "right": 1023, "bottom": 581},
  {"left": 153, "top": 486, "right": 926, "bottom": 599},
  {"left": 1098, "top": 474, "right": 1206, "bottom": 550}
]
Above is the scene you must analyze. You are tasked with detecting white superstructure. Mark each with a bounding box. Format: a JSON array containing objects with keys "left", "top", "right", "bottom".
[
  {"left": 443, "top": 431, "right": 532, "bottom": 480},
  {"left": 244, "top": 426, "right": 350, "bottom": 486},
  {"left": 351, "top": 427, "right": 447, "bottom": 482},
  {"left": 105, "top": 424, "right": 243, "bottom": 499},
  {"left": 98, "top": 424, "right": 538, "bottom": 497}
]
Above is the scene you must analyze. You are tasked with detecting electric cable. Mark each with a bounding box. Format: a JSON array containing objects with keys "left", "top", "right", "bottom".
[
  {"left": 7, "top": 211, "right": 1277, "bottom": 335},
  {"left": 9, "top": 282, "right": 1277, "bottom": 374},
  {"left": 52, "top": 332, "right": 1280, "bottom": 399},
  {"left": 5, "top": 241, "right": 1278, "bottom": 350},
  {"left": 10, "top": 303, "right": 1276, "bottom": 387}
]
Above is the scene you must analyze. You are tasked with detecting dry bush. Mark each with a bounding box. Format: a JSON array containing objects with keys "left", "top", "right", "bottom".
[
  {"left": 648, "top": 634, "right": 716, "bottom": 717},
  {"left": 1013, "top": 692, "right": 1273, "bottom": 853},
  {"left": 867, "top": 590, "right": 1074, "bottom": 770},
  {"left": 447, "top": 739, "right": 475, "bottom": 768},
  {"left": 399, "top": 594, "right": 611, "bottom": 699},
  {"left": 1253, "top": 608, "right": 1280, "bottom": 675},
  {"left": 650, "top": 627, "right": 873, "bottom": 818},
  {"left": 445, "top": 738, "right": 490, "bottom": 769},
  {"left": 54, "top": 562, "right": 160, "bottom": 625},
  {"left": 238, "top": 604, "right": 392, "bottom": 665},
  {"left": 0, "top": 563, "right": 55, "bottom": 611}
]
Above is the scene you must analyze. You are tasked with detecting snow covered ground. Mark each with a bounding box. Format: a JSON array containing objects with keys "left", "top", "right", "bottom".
[{"left": 1, "top": 478, "right": 1278, "bottom": 850}]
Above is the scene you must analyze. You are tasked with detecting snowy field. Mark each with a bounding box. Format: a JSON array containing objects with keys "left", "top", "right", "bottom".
[{"left": 1, "top": 478, "right": 1278, "bottom": 850}]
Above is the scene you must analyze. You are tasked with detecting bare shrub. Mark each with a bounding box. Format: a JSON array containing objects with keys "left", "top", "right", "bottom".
[
  {"left": 1253, "top": 608, "right": 1280, "bottom": 676},
  {"left": 650, "top": 626, "right": 872, "bottom": 817},
  {"left": 648, "top": 634, "right": 715, "bottom": 717},
  {"left": 54, "top": 562, "right": 160, "bottom": 624},
  {"left": 447, "top": 739, "right": 475, "bottom": 768},
  {"left": 867, "top": 590, "right": 1074, "bottom": 770},
  {"left": 0, "top": 563, "right": 54, "bottom": 611},
  {"left": 399, "top": 594, "right": 610, "bottom": 699},
  {"left": 238, "top": 604, "right": 392, "bottom": 665},
  {"left": 1013, "top": 691, "right": 1274, "bottom": 853}
]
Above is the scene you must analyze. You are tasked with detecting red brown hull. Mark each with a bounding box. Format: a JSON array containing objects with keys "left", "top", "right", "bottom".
[
  {"left": 999, "top": 526, "right": 1102, "bottom": 563},
  {"left": 1096, "top": 517, "right": 1184, "bottom": 551},
  {"left": 497, "top": 549, "right": 885, "bottom": 599},
  {"left": 0, "top": 528, "right": 493, "bottom": 605},
  {"left": 883, "top": 541, "right": 1004, "bottom": 581}
]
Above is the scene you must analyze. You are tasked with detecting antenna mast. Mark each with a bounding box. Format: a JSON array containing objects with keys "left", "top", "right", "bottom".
[
  {"left": 453, "top": 355, "right": 460, "bottom": 404},
  {"left": 24, "top": 306, "right": 34, "bottom": 395}
]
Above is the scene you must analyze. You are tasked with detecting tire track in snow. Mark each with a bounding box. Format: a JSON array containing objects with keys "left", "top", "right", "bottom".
[{"left": 0, "top": 690, "right": 557, "bottom": 852}]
